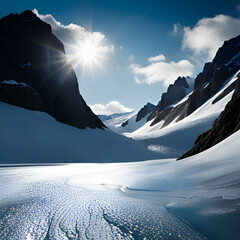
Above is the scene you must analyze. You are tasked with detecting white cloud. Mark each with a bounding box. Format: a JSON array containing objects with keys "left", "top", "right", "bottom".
[
  {"left": 90, "top": 101, "right": 133, "bottom": 115},
  {"left": 119, "top": 46, "right": 124, "bottom": 50},
  {"left": 129, "top": 58, "right": 194, "bottom": 86},
  {"left": 148, "top": 54, "right": 166, "bottom": 62},
  {"left": 182, "top": 14, "right": 240, "bottom": 62},
  {"left": 32, "top": 9, "right": 114, "bottom": 56},
  {"left": 171, "top": 23, "right": 181, "bottom": 36},
  {"left": 128, "top": 55, "right": 134, "bottom": 61}
]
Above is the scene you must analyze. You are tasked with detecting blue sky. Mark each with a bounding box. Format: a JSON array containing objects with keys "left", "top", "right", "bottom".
[{"left": 1, "top": 0, "right": 240, "bottom": 114}]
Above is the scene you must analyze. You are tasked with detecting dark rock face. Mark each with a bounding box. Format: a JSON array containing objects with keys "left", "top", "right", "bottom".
[
  {"left": 178, "top": 77, "right": 240, "bottom": 160},
  {"left": 186, "top": 83, "right": 211, "bottom": 116},
  {"left": 0, "top": 80, "right": 45, "bottom": 111},
  {"left": 148, "top": 76, "right": 190, "bottom": 123},
  {"left": 0, "top": 10, "right": 104, "bottom": 129},
  {"left": 157, "top": 77, "right": 189, "bottom": 112},
  {"left": 161, "top": 100, "right": 190, "bottom": 128},
  {"left": 194, "top": 62, "right": 211, "bottom": 89},
  {"left": 136, "top": 102, "right": 156, "bottom": 122},
  {"left": 150, "top": 107, "right": 172, "bottom": 126},
  {"left": 121, "top": 120, "right": 129, "bottom": 127},
  {"left": 186, "top": 35, "right": 240, "bottom": 117}
]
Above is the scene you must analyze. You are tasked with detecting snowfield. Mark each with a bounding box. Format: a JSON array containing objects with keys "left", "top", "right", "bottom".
[
  {"left": 0, "top": 102, "right": 161, "bottom": 163},
  {"left": 0, "top": 129, "right": 240, "bottom": 239}
]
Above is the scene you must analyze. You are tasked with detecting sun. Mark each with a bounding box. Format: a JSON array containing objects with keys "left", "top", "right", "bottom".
[
  {"left": 78, "top": 41, "right": 99, "bottom": 65},
  {"left": 67, "top": 38, "right": 106, "bottom": 73},
  {"left": 65, "top": 35, "right": 114, "bottom": 75}
]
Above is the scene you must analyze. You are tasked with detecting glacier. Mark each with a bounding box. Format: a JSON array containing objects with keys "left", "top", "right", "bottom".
[{"left": 0, "top": 129, "right": 240, "bottom": 239}]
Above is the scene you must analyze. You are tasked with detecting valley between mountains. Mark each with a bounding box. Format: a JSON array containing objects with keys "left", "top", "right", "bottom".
[{"left": 0, "top": 10, "right": 240, "bottom": 240}]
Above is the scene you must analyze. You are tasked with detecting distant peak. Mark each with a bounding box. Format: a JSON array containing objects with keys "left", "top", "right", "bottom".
[
  {"left": 174, "top": 76, "right": 189, "bottom": 88},
  {"left": 144, "top": 102, "right": 156, "bottom": 108},
  {"left": 136, "top": 102, "right": 156, "bottom": 122}
]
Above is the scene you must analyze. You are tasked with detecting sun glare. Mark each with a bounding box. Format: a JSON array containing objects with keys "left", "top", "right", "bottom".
[
  {"left": 68, "top": 38, "right": 107, "bottom": 73},
  {"left": 79, "top": 41, "right": 98, "bottom": 64}
]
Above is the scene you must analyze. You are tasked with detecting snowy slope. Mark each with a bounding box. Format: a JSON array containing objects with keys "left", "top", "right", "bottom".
[
  {"left": 112, "top": 113, "right": 151, "bottom": 134},
  {"left": 98, "top": 111, "right": 136, "bottom": 130},
  {"left": 107, "top": 78, "right": 194, "bottom": 136},
  {"left": 1, "top": 127, "right": 240, "bottom": 239},
  {"left": 68, "top": 129, "right": 240, "bottom": 194},
  {"left": 99, "top": 111, "right": 151, "bottom": 135},
  {"left": 0, "top": 102, "right": 162, "bottom": 163},
  {"left": 125, "top": 71, "right": 240, "bottom": 158}
]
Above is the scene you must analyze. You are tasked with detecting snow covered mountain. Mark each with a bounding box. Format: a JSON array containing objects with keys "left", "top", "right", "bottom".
[
  {"left": 0, "top": 11, "right": 239, "bottom": 164},
  {"left": 179, "top": 72, "right": 240, "bottom": 159},
  {"left": 0, "top": 10, "right": 104, "bottom": 129},
  {"left": 102, "top": 77, "right": 193, "bottom": 136},
  {"left": 98, "top": 111, "right": 136, "bottom": 131},
  {"left": 118, "top": 102, "right": 156, "bottom": 132},
  {"left": 148, "top": 76, "right": 194, "bottom": 125},
  {"left": 144, "top": 35, "right": 240, "bottom": 131},
  {"left": 99, "top": 102, "right": 156, "bottom": 134},
  {"left": 125, "top": 35, "right": 240, "bottom": 158}
]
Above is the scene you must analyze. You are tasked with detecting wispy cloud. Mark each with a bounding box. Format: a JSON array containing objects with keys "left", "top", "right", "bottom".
[
  {"left": 90, "top": 101, "right": 133, "bottom": 115},
  {"left": 129, "top": 57, "right": 194, "bottom": 86},
  {"left": 170, "top": 23, "right": 181, "bottom": 36},
  {"left": 148, "top": 54, "right": 166, "bottom": 62},
  {"left": 128, "top": 55, "right": 134, "bottom": 61},
  {"left": 182, "top": 14, "right": 240, "bottom": 63}
]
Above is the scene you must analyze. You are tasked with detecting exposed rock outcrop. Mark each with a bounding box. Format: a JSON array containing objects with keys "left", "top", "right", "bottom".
[
  {"left": 178, "top": 74, "right": 240, "bottom": 160},
  {"left": 0, "top": 10, "right": 104, "bottom": 129},
  {"left": 136, "top": 102, "right": 156, "bottom": 122},
  {"left": 148, "top": 76, "right": 192, "bottom": 123},
  {"left": 121, "top": 120, "right": 129, "bottom": 127},
  {"left": 187, "top": 35, "right": 240, "bottom": 117},
  {"left": 194, "top": 62, "right": 211, "bottom": 89}
]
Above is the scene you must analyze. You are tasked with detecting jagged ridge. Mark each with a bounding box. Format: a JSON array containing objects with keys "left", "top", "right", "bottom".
[
  {"left": 178, "top": 73, "right": 240, "bottom": 160},
  {"left": 148, "top": 35, "right": 240, "bottom": 130}
]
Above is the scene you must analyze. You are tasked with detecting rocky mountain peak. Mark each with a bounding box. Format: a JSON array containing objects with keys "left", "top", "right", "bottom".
[
  {"left": 0, "top": 10, "right": 104, "bottom": 129},
  {"left": 174, "top": 76, "right": 189, "bottom": 88},
  {"left": 146, "top": 34, "right": 240, "bottom": 131},
  {"left": 19, "top": 10, "right": 41, "bottom": 22},
  {"left": 147, "top": 76, "right": 190, "bottom": 122},
  {"left": 136, "top": 102, "right": 156, "bottom": 122}
]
